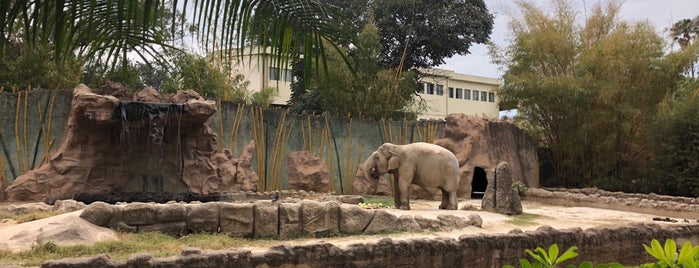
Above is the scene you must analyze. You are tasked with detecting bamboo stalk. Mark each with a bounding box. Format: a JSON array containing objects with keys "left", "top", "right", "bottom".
[
  {"left": 15, "top": 92, "right": 24, "bottom": 174},
  {"left": 0, "top": 152, "right": 6, "bottom": 190},
  {"left": 41, "top": 139, "right": 55, "bottom": 164},
  {"left": 227, "top": 103, "right": 244, "bottom": 152},
  {"left": 23, "top": 91, "right": 29, "bottom": 172}
]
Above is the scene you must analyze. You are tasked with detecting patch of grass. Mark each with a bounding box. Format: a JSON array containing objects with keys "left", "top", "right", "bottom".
[
  {"left": 0, "top": 210, "right": 61, "bottom": 223},
  {"left": 505, "top": 213, "right": 539, "bottom": 226},
  {"left": 0, "top": 232, "right": 282, "bottom": 267},
  {"left": 0, "top": 228, "right": 425, "bottom": 266}
]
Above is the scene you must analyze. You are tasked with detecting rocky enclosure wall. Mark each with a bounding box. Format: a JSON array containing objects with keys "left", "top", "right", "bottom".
[
  {"left": 78, "top": 200, "right": 482, "bottom": 239},
  {"left": 42, "top": 223, "right": 699, "bottom": 268}
]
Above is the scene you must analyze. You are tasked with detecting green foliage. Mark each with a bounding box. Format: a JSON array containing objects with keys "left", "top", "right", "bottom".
[
  {"left": 513, "top": 181, "right": 529, "bottom": 197},
  {"left": 159, "top": 50, "right": 231, "bottom": 99},
  {"left": 502, "top": 244, "right": 579, "bottom": 268},
  {"left": 82, "top": 60, "right": 144, "bottom": 92},
  {"left": 0, "top": 43, "right": 81, "bottom": 90},
  {"left": 642, "top": 239, "right": 699, "bottom": 268},
  {"left": 491, "top": 0, "right": 697, "bottom": 190},
  {"left": 651, "top": 79, "right": 699, "bottom": 197},
  {"left": 251, "top": 87, "right": 280, "bottom": 108},
  {"left": 372, "top": 0, "right": 494, "bottom": 70},
  {"left": 289, "top": 23, "right": 422, "bottom": 119},
  {"left": 0, "top": 0, "right": 352, "bottom": 92}
]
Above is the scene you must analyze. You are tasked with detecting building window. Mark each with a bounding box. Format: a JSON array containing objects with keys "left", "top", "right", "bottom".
[
  {"left": 448, "top": 87, "right": 454, "bottom": 98},
  {"left": 283, "top": 69, "right": 293, "bottom": 82},
  {"left": 473, "top": 90, "right": 479, "bottom": 101},
  {"left": 481, "top": 91, "right": 487, "bottom": 102},
  {"left": 456, "top": 88, "right": 463, "bottom": 99},
  {"left": 488, "top": 92, "right": 495, "bottom": 102},
  {"left": 427, "top": 83, "right": 435, "bottom": 94},
  {"left": 418, "top": 83, "right": 425, "bottom": 94},
  {"left": 464, "top": 89, "right": 471, "bottom": 100},
  {"left": 269, "top": 67, "right": 280, "bottom": 81},
  {"left": 436, "top": 84, "right": 444, "bottom": 96}
]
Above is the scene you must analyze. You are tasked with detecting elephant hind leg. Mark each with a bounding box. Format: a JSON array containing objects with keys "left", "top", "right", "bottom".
[
  {"left": 439, "top": 188, "right": 449, "bottom": 209},
  {"left": 439, "top": 187, "right": 458, "bottom": 210}
]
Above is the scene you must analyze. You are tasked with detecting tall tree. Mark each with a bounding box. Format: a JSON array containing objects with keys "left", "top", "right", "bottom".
[
  {"left": 289, "top": 23, "right": 422, "bottom": 119},
  {"left": 491, "top": 0, "right": 694, "bottom": 191},
  {"left": 373, "top": 0, "right": 494, "bottom": 70}
]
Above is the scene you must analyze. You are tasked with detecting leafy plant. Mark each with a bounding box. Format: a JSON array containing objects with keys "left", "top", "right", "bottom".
[
  {"left": 513, "top": 181, "right": 528, "bottom": 197},
  {"left": 504, "top": 244, "right": 579, "bottom": 268},
  {"left": 642, "top": 239, "right": 699, "bottom": 268}
]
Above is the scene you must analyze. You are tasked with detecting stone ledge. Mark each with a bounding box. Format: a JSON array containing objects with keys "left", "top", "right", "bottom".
[
  {"left": 525, "top": 188, "right": 699, "bottom": 219},
  {"left": 79, "top": 200, "right": 480, "bottom": 238}
]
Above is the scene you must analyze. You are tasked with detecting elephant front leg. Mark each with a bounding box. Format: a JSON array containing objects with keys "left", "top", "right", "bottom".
[
  {"left": 398, "top": 178, "right": 411, "bottom": 210},
  {"left": 392, "top": 175, "right": 401, "bottom": 209}
]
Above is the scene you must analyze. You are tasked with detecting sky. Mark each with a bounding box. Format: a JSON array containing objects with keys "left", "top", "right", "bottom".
[{"left": 439, "top": 0, "right": 699, "bottom": 79}]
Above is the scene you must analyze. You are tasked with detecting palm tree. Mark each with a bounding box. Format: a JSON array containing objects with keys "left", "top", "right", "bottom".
[
  {"left": 670, "top": 17, "right": 699, "bottom": 49},
  {"left": 670, "top": 16, "right": 699, "bottom": 77},
  {"left": 0, "top": 0, "right": 350, "bottom": 79}
]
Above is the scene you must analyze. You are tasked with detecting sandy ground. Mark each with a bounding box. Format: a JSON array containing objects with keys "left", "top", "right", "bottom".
[{"left": 0, "top": 198, "right": 686, "bottom": 253}]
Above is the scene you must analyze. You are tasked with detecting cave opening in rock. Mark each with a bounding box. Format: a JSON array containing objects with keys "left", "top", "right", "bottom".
[{"left": 471, "top": 167, "right": 487, "bottom": 199}]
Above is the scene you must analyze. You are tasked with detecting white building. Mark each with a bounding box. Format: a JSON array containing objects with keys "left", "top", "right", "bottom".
[
  {"left": 224, "top": 48, "right": 502, "bottom": 120},
  {"left": 416, "top": 68, "right": 502, "bottom": 120}
]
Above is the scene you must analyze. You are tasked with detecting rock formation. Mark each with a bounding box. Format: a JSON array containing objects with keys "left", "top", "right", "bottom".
[
  {"left": 286, "top": 151, "right": 330, "bottom": 193},
  {"left": 482, "top": 161, "right": 523, "bottom": 215},
  {"left": 433, "top": 113, "right": 538, "bottom": 198},
  {"left": 3, "top": 84, "right": 258, "bottom": 202},
  {"left": 353, "top": 114, "right": 538, "bottom": 201}
]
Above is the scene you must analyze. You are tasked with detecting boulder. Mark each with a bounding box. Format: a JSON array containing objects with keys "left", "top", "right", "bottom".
[
  {"left": 79, "top": 202, "right": 114, "bottom": 227},
  {"left": 413, "top": 215, "right": 440, "bottom": 230},
  {"left": 287, "top": 151, "right": 330, "bottom": 193},
  {"left": 186, "top": 203, "right": 220, "bottom": 233},
  {"left": 301, "top": 200, "right": 340, "bottom": 235},
  {"left": 53, "top": 200, "right": 86, "bottom": 213},
  {"left": 138, "top": 222, "right": 188, "bottom": 236},
  {"left": 364, "top": 210, "right": 397, "bottom": 234},
  {"left": 468, "top": 214, "right": 483, "bottom": 228},
  {"left": 154, "top": 203, "right": 186, "bottom": 223},
  {"left": 122, "top": 203, "right": 157, "bottom": 226},
  {"left": 437, "top": 215, "right": 469, "bottom": 231},
  {"left": 253, "top": 201, "right": 278, "bottom": 238},
  {"left": 482, "top": 162, "right": 523, "bottom": 215},
  {"left": 339, "top": 204, "right": 375, "bottom": 234},
  {"left": 278, "top": 202, "right": 303, "bottom": 239},
  {"left": 220, "top": 202, "right": 254, "bottom": 237},
  {"left": 396, "top": 215, "right": 421, "bottom": 231}
]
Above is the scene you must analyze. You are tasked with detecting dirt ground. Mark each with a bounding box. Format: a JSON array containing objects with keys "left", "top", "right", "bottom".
[{"left": 0, "top": 198, "right": 689, "bottom": 254}]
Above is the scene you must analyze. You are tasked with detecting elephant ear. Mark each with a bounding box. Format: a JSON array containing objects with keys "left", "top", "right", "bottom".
[{"left": 387, "top": 155, "right": 400, "bottom": 171}]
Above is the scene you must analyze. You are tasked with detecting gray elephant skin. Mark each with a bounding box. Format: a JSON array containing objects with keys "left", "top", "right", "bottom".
[{"left": 363, "top": 142, "right": 460, "bottom": 210}]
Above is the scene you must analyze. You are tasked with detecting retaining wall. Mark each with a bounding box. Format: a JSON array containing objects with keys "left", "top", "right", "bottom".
[{"left": 41, "top": 223, "right": 699, "bottom": 268}]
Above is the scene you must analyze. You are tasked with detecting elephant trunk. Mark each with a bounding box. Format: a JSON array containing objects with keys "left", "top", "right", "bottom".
[{"left": 363, "top": 153, "right": 378, "bottom": 180}]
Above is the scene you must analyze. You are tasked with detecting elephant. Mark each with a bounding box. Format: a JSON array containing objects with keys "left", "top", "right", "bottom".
[{"left": 363, "top": 142, "right": 460, "bottom": 210}]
